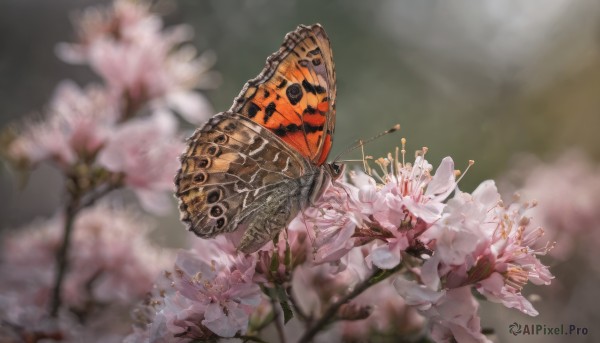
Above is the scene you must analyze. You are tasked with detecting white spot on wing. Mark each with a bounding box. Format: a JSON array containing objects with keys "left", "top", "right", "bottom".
[
  {"left": 249, "top": 139, "right": 269, "bottom": 157},
  {"left": 282, "top": 157, "right": 291, "bottom": 173}
]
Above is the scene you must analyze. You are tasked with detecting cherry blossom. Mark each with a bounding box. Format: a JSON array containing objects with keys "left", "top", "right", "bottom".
[
  {"left": 56, "top": 0, "right": 217, "bottom": 124},
  {"left": 0, "top": 204, "right": 170, "bottom": 341},
  {"left": 97, "top": 111, "right": 184, "bottom": 214},
  {"left": 128, "top": 239, "right": 263, "bottom": 341},
  {"left": 6, "top": 81, "right": 117, "bottom": 168},
  {"left": 420, "top": 181, "right": 553, "bottom": 316},
  {"left": 504, "top": 150, "right": 600, "bottom": 259}
]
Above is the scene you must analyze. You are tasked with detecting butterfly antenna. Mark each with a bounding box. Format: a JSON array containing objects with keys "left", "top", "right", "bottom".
[{"left": 332, "top": 124, "right": 400, "bottom": 163}]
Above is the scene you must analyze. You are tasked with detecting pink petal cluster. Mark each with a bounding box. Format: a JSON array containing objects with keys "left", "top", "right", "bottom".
[
  {"left": 6, "top": 81, "right": 117, "bottom": 168},
  {"left": 56, "top": 0, "right": 217, "bottom": 123},
  {"left": 289, "top": 184, "right": 361, "bottom": 264},
  {"left": 97, "top": 111, "right": 185, "bottom": 214},
  {"left": 420, "top": 181, "right": 553, "bottom": 316},
  {"left": 394, "top": 281, "right": 490, "bottom": 343},
  {"left": 338, "top": 279, "right": 424, "bottom": 340},
  {"left": 281, "top": 148, "right": 553, "bottom": 342},
  {"left": 0, "top": 204, "right": 170, "bottom": 340},
  {"left": 4, "top": 1, "right": 217, "bottom": 215},
  {"left": 504, "top": 150, "right": 600, "bottom": 259},
  {"left": 127, "top": 238, "right": 263, "bottom": 341},
  {"left": 291, "top": 248, "right": 372, "bottom": 320},
  {"left": 302, "top": 153, "right": 456, "bottom": 269}
]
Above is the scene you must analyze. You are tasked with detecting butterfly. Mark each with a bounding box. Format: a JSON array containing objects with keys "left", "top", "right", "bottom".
[{"left": 175, "top": 24, "right": 343, "bottom": 253}]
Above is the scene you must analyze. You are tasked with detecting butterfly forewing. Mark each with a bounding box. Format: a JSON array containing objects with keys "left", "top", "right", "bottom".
[{"left": 230, "top": 24, "right": 336, "bottom": 166}]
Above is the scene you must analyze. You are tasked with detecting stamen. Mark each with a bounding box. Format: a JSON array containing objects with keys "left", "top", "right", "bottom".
[
  {"left": 455, "top": 160, "right": 475, "bottom": 185},
  {"left": 401, "top": 138, "right": 406, "bottom": 166},
  {"left": 360, "top": 139, "right": 367, "bottom": 173},
  {"left": 374, "top": 158, "right": 390, "bottom": 181},
  {"left": 394, "top": 146, "right": 400, "bottom": 184},
  {"left": 504, "top": 265, "right": 529, "bottom": 293}
]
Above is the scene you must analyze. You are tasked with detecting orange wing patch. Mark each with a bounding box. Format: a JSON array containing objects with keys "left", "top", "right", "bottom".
[{"left": 230, "top": 24, "right": 336, "bottom": 165}]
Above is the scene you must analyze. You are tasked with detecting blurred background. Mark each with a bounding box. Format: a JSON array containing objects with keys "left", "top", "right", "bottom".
[{"left": 1, "top": 0, "right": 600, "bottom": 342}]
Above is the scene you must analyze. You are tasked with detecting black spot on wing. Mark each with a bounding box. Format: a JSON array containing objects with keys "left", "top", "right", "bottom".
[
  {"left": 303, "top": 105, "right": 317, "bottom": 115},
  {"left": 273, "top": 123, "right": 324, "bottom": 137},
  {"left": 276, "top": 79, "right": 287, "bottom": 89},
  {"left": 264, "top": 102, "right": 276, "bottom": 123},
  {"left": 302, "top": 79, "right": 326, "bottom": 95},
  {"left": 302, "top": 79, "right": 316, "bottom": 95},
  {"left": 247, "top": 102, "right": 260, "bottom": 118}
]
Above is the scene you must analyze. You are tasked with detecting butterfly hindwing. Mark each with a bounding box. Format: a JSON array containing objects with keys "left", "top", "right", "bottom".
[
  {"left": 175, "top": 112, "right": 309, "bottom": 239},
  {"left": 230, "top": 24, "right": 336, "bottom": 166}
]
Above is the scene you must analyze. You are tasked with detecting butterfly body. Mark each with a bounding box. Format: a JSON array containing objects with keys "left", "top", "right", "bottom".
[{"left": 175, "top": 24, "right": 340, "bottom": 253}]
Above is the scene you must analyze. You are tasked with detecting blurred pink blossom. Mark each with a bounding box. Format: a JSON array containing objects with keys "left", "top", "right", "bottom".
[
  {"left": 394, "top": 282, "right": 491, "bottom": 343},
  {"left": 291, "top": 248, "right": 371, "bottom": 321},
  {"left": 339, "top": 280, "right": 425, "bottom": 341},
  {"left": 56, "top": 0, "right": 218, "bottom": 124},
  {"left": 503, "top": 150, "right": 600, "bottom": 259},
  {"left": 7, "top": 81, "right": 117, "bottom": 168},
  {"left": 97, "top": 111, "right": 185, "bottom": 214},
  {"left": 0, "top": 204, "right": 170, "bottom": 340}
]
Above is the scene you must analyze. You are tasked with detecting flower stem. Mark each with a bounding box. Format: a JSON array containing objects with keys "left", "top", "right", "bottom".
[
  {"left": 49, "top": 200, "right": 79, "bottom": 317},
  {"left": 49, "top": 178, "right": 120, "bottom": 317},
  {"left": 270, "top": 294, "right": 287, "bottom": 343},
  {"left": 297, "top": 264, "right": 403, "bottom": 343}
]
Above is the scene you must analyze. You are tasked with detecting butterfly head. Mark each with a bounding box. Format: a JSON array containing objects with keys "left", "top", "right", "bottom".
[{"left": 324, "top": 162, "right": 345, "bottom": 180}]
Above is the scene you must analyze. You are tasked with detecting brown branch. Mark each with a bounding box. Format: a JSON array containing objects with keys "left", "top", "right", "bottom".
[
  {"left": 49, "top": 199, "right": 79, "bottom": 317},
  {"left": 268, "top": 288, "right": 287, "bottom": 343},
  {"left": 286, "top": 285, "right": 309, "bottom": 323},
  {"left": 297, "top": 264, "right": 404, "bottom": 343},
  {"left": 49, "top": 180, "right": 120, "bottom": 317}
]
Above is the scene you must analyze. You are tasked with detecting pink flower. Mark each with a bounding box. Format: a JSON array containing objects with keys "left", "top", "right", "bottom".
[
  {"left": 362, "top": 155, "right": 456, "bottom": 269},
  {"left": 97, "top": 111, "right": 184, "bottom": 214},
  {"left": 294, "top": 181, "right": 365, "bottom": 264},
  {"left": 299, "top": 153, "right": 456, "bottom": 268},
  {"left": 394, "top": 280, "right": 490, "bottom": 343},
  {"left": 421, "top": 180, "right": 553, "bottom": 316},
  {"left": 339, "top": 280, "right": 424, "bottom": 340},
  {"left": 1, "top": 204, "right": 170, "bottom": 308},
  {"left": 6, "top": 81, "right": 117, "bottom": 168},
  {"left": 421, "top": 180, "right": 500, "bottom": 268},
  {"left": 0, "top": 204, "right": 170, "bottom": 341},
  {"left": 425, "top": 287, "right": 491, "bottom": 343},
  {"left": 472, "top": 201, "right": 553, "bottom": 316},
  {"left": 503, "top": 150, "right": 600, "bottom": 259},
  {"left": 56, "top": 0, "right": 217, "bottom": 124},
  {"left": 56, "top": 0, "right": 152, "bottom": 64},
  {"left": 290, "top": 247, "right": 372, "bottom": 322},
  {"left": 130, "top": 242, "right": 262, "bottom": 340}
]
